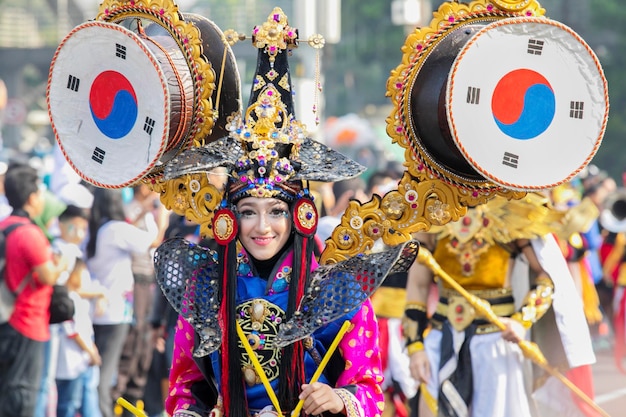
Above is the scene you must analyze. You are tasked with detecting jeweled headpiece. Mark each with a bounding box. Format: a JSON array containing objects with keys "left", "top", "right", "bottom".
[
  {"left": 227, "top": 84, "right": 306, "bottom": 202},
  {"left": 164, "top": 7, "right": 364, "bottom": 206}
]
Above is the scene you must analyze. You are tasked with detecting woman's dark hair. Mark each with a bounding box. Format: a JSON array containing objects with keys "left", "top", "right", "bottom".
[
  {"left": 4, "top": 163, "right": 39, "bottom": 211},
  {"left": 86, "top": 188, "right": 128, "bottom": 258}
]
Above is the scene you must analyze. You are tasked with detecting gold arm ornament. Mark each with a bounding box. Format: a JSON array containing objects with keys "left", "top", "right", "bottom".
[
  {"left": 402, "top": 301, "right": 429, "bottom": 354},
  {"left": 416, "top": 248, "right": 611, "bottom": 417},
  {"left": 511, "top": 274, "right": 554, "bottom": 329}
]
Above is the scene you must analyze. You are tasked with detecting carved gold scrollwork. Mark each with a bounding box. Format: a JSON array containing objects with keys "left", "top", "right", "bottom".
[
  {"left": 490, "top": 0, "right": 542, "bottom": 13},
  {"left": 320, "top": 172, "right": 525, "bottom": 264},
  {"left": 147, "top": 174, "right": 223, "bottom": 238}
]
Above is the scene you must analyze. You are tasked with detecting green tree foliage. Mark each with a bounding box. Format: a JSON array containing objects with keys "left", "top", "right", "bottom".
[
  {"left": 496, "top": 0, "right": 623, "bottom": 180},
  {"left": 587, "top": 0, "right": 626, "bottom": 181},
  {"left": 322, "top": 0, "right": 407, "bottom": 116}
]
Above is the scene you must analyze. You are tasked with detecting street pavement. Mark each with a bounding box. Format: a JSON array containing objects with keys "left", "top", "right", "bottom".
[{"left": 593, "top": 343, "right": 626, "bottom": 417}]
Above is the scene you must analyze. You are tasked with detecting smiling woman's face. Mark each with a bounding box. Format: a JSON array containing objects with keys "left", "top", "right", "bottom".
[{"left": 236, "top": 197, "right": 292, "bottom": 261}]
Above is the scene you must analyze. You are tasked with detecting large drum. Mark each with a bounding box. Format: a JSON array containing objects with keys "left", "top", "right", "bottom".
[
  {"left": 406, "top": 16, "right": 608, "bottom": 191},
  {"left": 47, "top": 8, "right": 240, "bottom": 189}
]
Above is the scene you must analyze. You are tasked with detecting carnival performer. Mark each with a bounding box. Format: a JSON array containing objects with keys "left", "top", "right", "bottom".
[
  {"left": 598, "top": 188, "right": 626, "bottom": 373},
  {"left": 549, "top": 183, "right": 603, "bottom": 328},
  {"left": 404, "top": 194, "right": 596, "bottom": 417},
  {"left": 154, "top": 8, "right": 419, "bottom": 417}
]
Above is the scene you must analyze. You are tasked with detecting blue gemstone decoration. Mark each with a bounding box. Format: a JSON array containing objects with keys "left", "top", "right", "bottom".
[
  {"left": 272, "top": 278, "right": 288, "bottom": 292},
  {"left": 239, "top": 262, "right": 251, "bottom": 275}
]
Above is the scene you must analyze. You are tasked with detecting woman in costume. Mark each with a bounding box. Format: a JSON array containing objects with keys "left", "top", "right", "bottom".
[
  {"left": 154, "top": 8, "right": 418, "bottom": 417},
  {"left": 403, "top": 195, "right": 596, "bottom": 417}
]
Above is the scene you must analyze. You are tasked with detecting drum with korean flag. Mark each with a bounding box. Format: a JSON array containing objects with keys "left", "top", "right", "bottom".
[{"left": 446, "top": 17, "right": 608, "bottom": 190}]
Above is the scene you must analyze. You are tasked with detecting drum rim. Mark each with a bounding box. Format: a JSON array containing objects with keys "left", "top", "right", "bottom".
[
  {"left": 97, "top": 1, "right": 217, "bottom": 149},
  {"left": 46, "top": 20, "right": 171, "bottom": 189}
]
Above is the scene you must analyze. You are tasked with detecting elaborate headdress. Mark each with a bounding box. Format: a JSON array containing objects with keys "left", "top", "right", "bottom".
[
  {"left": 154, "top": 8, "right": 420, "bottom": 417},
  {"left": 163, "top": 7, "right": 364, "bottom": 208}
]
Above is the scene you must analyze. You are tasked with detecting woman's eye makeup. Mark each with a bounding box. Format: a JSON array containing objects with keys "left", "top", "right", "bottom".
[
  {"left": 238, "top": 210, "right": 256, "bottom": 219},
  {"left": 268, "top": 209, "right": 289, "bottom": 218},
  {"left": 236, "top": 207, "right": 289, "bottom": 220}
]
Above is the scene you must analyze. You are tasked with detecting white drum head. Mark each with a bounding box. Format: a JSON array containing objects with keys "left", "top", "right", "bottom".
[
  {"left": 446, "top": 17, "right": 608, "bottom": 191},
  {"left": 47, "top": 21, "right": 170, "bottom": 188}
]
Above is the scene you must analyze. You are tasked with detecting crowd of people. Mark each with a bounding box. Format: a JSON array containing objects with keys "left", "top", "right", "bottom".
[{"left": 0, "top": 153, "right": 174, "bottom": 417}]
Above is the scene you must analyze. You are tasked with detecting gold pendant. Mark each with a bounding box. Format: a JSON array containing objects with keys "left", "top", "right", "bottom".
[{"left": 446, "top": 296, "right": 476, "bottom": 332}]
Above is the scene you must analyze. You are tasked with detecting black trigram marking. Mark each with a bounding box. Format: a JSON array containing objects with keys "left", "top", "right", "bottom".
[
  {"left": 66, "top": 75, "right": 80, "bottom": 92},
  {"left": 92, "top": 147, "right": 106, "bottom": 164},
  {"left": 466, "top": 87, "right": 480, "bottom": 104},
  {"left": 527, "top": 39, "right": 544, "bottom": 55},
  {"left": 570, "top": 101, "right": 584, "bottom": 119},
  {"left": 144, "top": 117, "right": 155, "bottom": 135},
  {"left": 502, "top": 152, "right": 519, "bottom": 168},
  {"left": 116, "top": 43, "right": 126, "bottom": 59}
]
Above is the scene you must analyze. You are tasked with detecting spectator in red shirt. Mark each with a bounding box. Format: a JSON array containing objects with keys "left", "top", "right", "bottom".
[{"left": 0, "top": 163, "right": 69, "bottom": 417}]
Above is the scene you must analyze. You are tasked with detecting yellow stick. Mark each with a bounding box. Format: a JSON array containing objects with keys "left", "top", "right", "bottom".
[
  {"left": 291, "top": 320, "right": 352, "bottom": 417},
  {"left": 116, "top": 397, "right": 147, "bottom": 417},
  {"left": 213, "top": 45, "right": 228, "bottom": 115},
  {"left": 419, "top": 383, "right": 437, "bottom": 415},
  {"left": 236, "top": 321, "right": 283, "bottom": 415},
  {"left": 417, "top": 248, "right": 611, "bottom": 417}
]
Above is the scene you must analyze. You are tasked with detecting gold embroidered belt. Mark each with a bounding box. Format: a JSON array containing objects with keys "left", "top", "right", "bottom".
[{"left": 430, "top": 288, "right": 515, "bottom": 334}]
